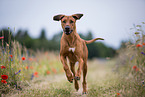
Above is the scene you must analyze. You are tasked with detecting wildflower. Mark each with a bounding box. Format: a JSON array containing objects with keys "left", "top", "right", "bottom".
[
  {"left": 133, "top": 66, "right": 137, "bottom": 69},
  {"left": 10, "top": 55, "right": 13, "bottom": 58},
  {"left": 1, "top": 66, "right": 6, "bottom": 69},
  {"left": 34, "top": 72, "right": 38, "bottom": 77},
  {"left": 26, "top": 66, "right": 29, "bottom": 69},
  {"left": 46, "top": 70, "right": 50, "bottom": 74},
  {"left": 1, "top": 75, "right": 8, "bottom": 80},
  {"left": 141, "top": 52, "right": 145, "bottom": 55},
  {"left": 133, "top": 66, "right": 139, "bottom": 72},
  {"left": 0, "top": 36, "right": 4, "bottom": 39},
  {"left": 22, "top": 57, "right": 26, "bottom": 60},
  {"left": 116, "top": 93, "right": 120, "bottom": 96},
  {"left": 136, "top": 44, "right": 142, "bottom": 47},
  {"left": 1, "top": 80, "right": 7, "bottom": 84},
  {"left": 143, "top": 43, "right": 145, "bottom": 45},
  {"left": 130, "top": 56, "right": 134, "bottom": 60},
  {"left": 15, "top": 70, "right": 21, "bottom": 75},
  {"left": 34, "top": 72, "right": 38, "bottom": 75},
  {"left": 31, "top": 73, "right": 34, "bottom": 80}
]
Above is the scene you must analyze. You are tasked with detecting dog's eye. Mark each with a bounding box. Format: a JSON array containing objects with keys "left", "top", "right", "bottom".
[
  {"left": 70, "top": 20, "right": 73, "bottom": 23},
  {"left": 63, "top": 20, "right": 66, "bottom": 23}
]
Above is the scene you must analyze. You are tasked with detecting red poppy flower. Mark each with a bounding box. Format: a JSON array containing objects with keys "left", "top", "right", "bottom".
[
  {"left": 10, "top": 55, "right": 13, "bottom": 58},
  {"left": 34, "top": 72, "right": 38, "bottom": 76},
  {"left": 143, "top": 43, "right": 145, "bottom": 45},
  {"left": 136, "top": 44, "right": 142, "bottom": 47},
  {"left": 1, "top": 75, "right": 8, "bottom": 80},
  {"left": 133, "top": 66, "right": 139, "bottom": 71},
  {"left": 22, "top": 57, "right": 26, "bottom": 60},
  {"left": 26, "top": 66, "right": 29, "bottom": 69},
  {"left": 1, "top": 66, "right": 6, "bottom": 69},
  {"left": 0, "top": 36, "right": 4, "bottom": 39},
  {"left": 116, "top": 93, "right": 120, "bottom": 96},
  {"left": 133, "top": 66, "right": 137, "bottom": 69},
  {"left": 34, "top": 72, "right": 39, "bottom": 77},
  {"left": 46, "top": 70, "right": 50, "bottom": 74},
  {"left": 1, "top": 80, "right": 7, "bottom": 84}
]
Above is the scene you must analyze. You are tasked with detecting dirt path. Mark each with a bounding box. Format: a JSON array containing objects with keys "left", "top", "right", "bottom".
[{"left": 8, "top": 59, "right": 118, "bottom": 97}]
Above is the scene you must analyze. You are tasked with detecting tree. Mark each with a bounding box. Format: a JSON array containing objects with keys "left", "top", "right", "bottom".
[{"left": 39, "top": 29, "right": 46, "bottom": 40}]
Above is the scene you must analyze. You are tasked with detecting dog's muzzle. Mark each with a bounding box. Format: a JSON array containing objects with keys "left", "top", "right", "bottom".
[{"left": 64, "top": 26, "right": 73, "bottom": 35}]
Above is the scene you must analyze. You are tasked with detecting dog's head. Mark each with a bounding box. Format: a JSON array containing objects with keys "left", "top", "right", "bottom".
[{"left": 53, "top": 14, "right": 83, "bottom": 35}]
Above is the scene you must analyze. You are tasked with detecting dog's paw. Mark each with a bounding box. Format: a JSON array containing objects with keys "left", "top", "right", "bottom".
[
  {"left": 74, "top": 76, "right": 80, "bottom": 80},
  {"left": 67, "top": 74, "right": 74, "bottom": 83},
  {"left": 82, "top": 92, "right": 87, "bottom": 95},
  {"left": 68, "top": 79, "right": 73, "bottom": 83}
]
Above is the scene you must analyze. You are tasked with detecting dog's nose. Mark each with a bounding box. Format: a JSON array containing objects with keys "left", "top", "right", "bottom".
[{"left": 65, "top": 26, "right": 70, "bottom": 31}]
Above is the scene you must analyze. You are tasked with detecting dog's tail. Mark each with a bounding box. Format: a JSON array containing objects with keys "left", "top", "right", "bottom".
[{"left": 85, "top": 38, "right": 104, "bottom": 44}]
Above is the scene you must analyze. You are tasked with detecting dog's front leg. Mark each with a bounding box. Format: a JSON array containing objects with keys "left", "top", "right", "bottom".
[
  {"left": 75, "top": 58, "right": 84, "bottom": 80},
  {"left": 60, "top": 55, "right": 74, "bottom": 83}
]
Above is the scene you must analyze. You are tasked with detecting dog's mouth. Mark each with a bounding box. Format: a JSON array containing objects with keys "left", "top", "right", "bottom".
[{"left": 64, "top": 30, "right": 73, "bottom": 35}]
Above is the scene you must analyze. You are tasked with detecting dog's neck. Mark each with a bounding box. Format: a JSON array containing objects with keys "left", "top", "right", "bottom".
[{"left": 64, "top": 29, "right": 78, "bottom": 47}]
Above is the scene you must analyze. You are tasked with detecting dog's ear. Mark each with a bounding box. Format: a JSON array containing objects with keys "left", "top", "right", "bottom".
[
  {"left": 72, "top": 14, "right": 83, "bottom": 20},
  {"left": 53, "top": 14, "right": 65, "bottom": 21}
]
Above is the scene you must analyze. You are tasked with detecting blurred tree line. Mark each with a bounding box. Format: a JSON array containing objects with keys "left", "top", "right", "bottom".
[{"left": 0, "top": 28, "right": 116, "bottom": 59}]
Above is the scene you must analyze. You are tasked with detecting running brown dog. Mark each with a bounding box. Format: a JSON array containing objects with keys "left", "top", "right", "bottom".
[{"left": 53, "top": 14, "right": 104, "bottom": 94}]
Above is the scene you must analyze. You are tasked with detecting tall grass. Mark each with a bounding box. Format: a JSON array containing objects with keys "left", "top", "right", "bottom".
[
  {"left": 116, "top": 22, "right": 145, "bottom": 89},
  {"left": 0, "top": 28, "right": 63, "bottom": 95},
  {"left": 128, "top": 23, "right": 144, "bottom": 81}
]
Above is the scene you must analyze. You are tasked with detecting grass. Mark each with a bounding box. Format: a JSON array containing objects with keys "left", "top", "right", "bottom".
[{"left": 2, "top": 59, "right": 144, "bottom": 97}]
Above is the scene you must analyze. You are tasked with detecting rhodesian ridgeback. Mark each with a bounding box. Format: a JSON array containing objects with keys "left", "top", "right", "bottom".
[{"left": 53, "top": 13, "right": 104, "bottom": 94}]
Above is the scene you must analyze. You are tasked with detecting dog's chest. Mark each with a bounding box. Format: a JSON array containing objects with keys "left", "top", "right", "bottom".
[{"left": 68, "top": 47, "right": 75, "bottom": 53}]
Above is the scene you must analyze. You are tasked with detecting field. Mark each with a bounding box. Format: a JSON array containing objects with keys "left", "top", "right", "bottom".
[
  {"left": 1, "top": 52, "right": 145, "bottom": 97},
  {"left": 0, "top": 24, "right": 145, "bottom": 97}
]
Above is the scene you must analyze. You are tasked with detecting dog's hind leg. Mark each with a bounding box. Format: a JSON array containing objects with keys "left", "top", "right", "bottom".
[
  {"left": 82, "top": 62, "right": 87, "bottom": 94},
  {"left": 70, "top": 62, "right": 79, "bottom": 91}
]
